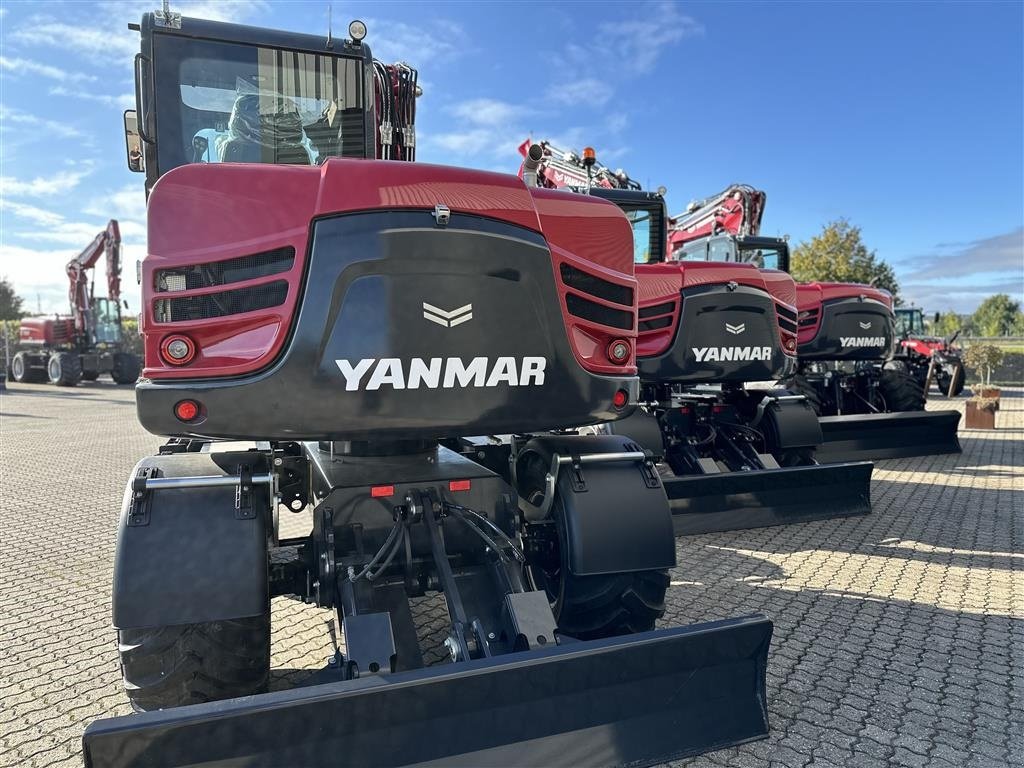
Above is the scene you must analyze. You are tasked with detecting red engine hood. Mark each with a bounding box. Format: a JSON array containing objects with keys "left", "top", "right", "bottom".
[{"left": 795, "top": 282, "right": 893, "bottom": 312}]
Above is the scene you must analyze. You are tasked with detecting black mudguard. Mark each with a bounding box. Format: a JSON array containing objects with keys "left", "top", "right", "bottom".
[
  {"left": 665, "top": 461, "right": 873, "bottom": 535},
  {"left": 112, "top": 450, "right": 270, "bottom": 630},
  {"left": 815, "top": 410, "right": 962, "bottom": 462},
  {"left": 83, "top": 615, "right": 773, "bottom": 768},
  {"left": 514, "top": 434, "right": 676, "bottom": 575}
]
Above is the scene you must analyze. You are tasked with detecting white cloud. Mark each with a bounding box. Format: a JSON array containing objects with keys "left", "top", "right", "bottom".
[
  {"left": 366, "top": 18, "right": 468, "bottom": 67},
  {"left": 0, "top": 165, "right": 93, "bottom": 197},
  {"left": 0, "top": 104, "right": 87, "bottom": 140},
  {"left": 597, "top": 1, "right": 702, "bottom": 75},
  {"left": 11, "top": 21, "right": 138, "bottom": 67},
  {"left": 546, "top": 79, "right": 613, "bottom": 108},
  {"left": 48, "top": 86, "right": 135, "bottom": 108},
  {"left": 0, "top": 56, "right": 96, "bottom": 82},
  {"left": 0, "top": 199, "right": 65, "bottom": 227},
  {"left": 451, "top": 99, "right": 526, "bottom": 127},
  {"left": 83, "top": 186, "right": 148, "bottom": 236}
]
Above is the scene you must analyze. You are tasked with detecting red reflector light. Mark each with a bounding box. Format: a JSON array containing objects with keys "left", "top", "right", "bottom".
[
  {"left": 449, "top": 480, "right": 472, "bottom": 492},
  {"left": 371, "top": 485, "right": 394, "bottom": 498},
  {"left": 712, "top": 405, "right": 725, "bottom": 413},
  {"left": 174, "top": 399, "right": 200, "bottom": 422},
  {"left": 612, "top": 389, "right": 629, "bottom": 409},
  {"left": 679, "top": 406, "right": 690, "bottom": 413}
]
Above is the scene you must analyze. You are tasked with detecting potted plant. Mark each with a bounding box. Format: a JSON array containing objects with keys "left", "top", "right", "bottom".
[{"left": 962, "top": 344, "right": 1003, "bottom": 428}]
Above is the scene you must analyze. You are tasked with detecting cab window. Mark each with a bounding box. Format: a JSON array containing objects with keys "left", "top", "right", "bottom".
[{"left": 625, "top": 209, "right": 653, "bottom": 264}]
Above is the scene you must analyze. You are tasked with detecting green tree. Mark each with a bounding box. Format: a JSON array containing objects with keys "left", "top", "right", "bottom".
[
  {"left": 0, "top": 276, "right": 26, "bottom": 321},
  {"left": 791, "top": 219, "right": 900, "bottom": 304},
  {"left": 971, "top": 294, "right": 1020, "bottom": 337},
  {"left": 934, "top": 310, "right": 963, "bottom": 337}
]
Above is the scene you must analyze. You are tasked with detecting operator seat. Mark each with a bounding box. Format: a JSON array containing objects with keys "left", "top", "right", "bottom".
[{"left": 220, "top": 94, "right": 311, "bottom": 165}]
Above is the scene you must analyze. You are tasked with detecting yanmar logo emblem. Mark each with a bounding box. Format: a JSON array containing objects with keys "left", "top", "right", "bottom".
[
  {"left": 423, "top": 302, "right": 473, "bottom": 328},
  {"left": 692, "top": 347, "right": 772, "bottom": 362},
  {"left": 725, "top": 322, "right": 746, "bottom": 335},
  {"left": 840, "top": 337, "right": 886, "bottom": 347},
  {"left": 335, "top": 357, "right": 547, "bottom": 391},
  {"left": 859, "top": 321, "right": 873, "bottom": 330}
]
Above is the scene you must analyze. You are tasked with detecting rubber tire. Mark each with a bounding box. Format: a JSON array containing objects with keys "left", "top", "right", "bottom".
[
  {"left": 937, "top": 360, "right": 965, "bottom": 397},
  {"left": 111, "top": 352, "right": 141, "bottom": 385},
  {"left": 780, "top": 373, "right": 823, "bottom": 416},
  {"left": 47, "top": 351, "right": 82, "bottom": 386},
  {"left": 11, "top": 352, "right": 47, "bottom": 383},
  {"left": 879, "top": 368, "right": 926, "bottom": 412},
  {"left": 119, "top": 615, "right": 271, "bottom": 712},
  {"left": 81, "top": 369, "right": 100, "bottom": 381}
]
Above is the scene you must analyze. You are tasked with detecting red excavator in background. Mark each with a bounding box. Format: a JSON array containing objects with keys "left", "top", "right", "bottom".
[
  {"left": 11, "top": 220, "right": 141, "bottom": 386},
  {"left": 667, "top": 183, "right": 961, "bottom": 462},
  {"left": 518, "top": 140, "right": 872, "bottom": 533}
]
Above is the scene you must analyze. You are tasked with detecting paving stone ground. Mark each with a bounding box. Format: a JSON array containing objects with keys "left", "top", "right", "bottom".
[{"left": 1, "top": 382, "right": 1021, "bottom": 768}]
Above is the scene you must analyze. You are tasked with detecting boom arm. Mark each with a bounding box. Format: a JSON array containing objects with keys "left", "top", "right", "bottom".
[
  {"left": 667, "top": 185, "right": 766, "bottom": 255},
  {"left": 517, "top": 139, "right": 640, "bottom": 191},
  {"left": 67, "top": 219, "right": 121, "bottom": 334}
]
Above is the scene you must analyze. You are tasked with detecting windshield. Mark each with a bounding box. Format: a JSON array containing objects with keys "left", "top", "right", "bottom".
[
  {"left": 625, "top": 208, "right": 653, "bottom": 264},
  {"left": 91, "top": 298, "right": 122, "bottom": 345},
  {"left": 738, "top": 244, "right": 787, "bottom": 270},
  {"left": 153, "top": 35, "right": 367, "bottom": 172},
  {"left": 895, "top": 310, "right": 925, "bottom": 336}
]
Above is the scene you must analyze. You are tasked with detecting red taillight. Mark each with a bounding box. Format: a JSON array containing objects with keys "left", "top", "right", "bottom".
[
  {"left": 160, "top": 335, "right": 196, "bottom": 366},
  {"left": 449, "top": 480, "right": 472, "bottom": 492},
  {"left": 371, "top": 485, "right": 395, "bottom": 498},
  {"left": 612, "top": 389, "right": 629, "bottom": 409},
  {"left": 712, "top": 405, "right": 726, "bottom": 414},
  {"left": 784, "top": 337, "right": 797, "bottom": 352},
  {"left": 174, "top": 399, "right": 200, "bottom": 422}
]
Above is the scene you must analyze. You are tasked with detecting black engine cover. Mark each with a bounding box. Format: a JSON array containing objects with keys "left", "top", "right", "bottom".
[
  {"left": 799, "top": 296, "right": 895, "bottom": 361},
  {"left": 639, "top": 284, "right": 789, "bottom": 384},
  {"left": 136, "top": 211, "right": 636, "bottom": 440}
]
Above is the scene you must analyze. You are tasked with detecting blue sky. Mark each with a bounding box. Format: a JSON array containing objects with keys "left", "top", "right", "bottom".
[{"left": 1, "top": 0, "right": 1021, "bottom": 314}]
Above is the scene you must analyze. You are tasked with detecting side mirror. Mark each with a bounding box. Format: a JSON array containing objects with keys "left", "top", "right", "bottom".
[{"left": 124, "top": 110, "right": 144, "bottom": 173}]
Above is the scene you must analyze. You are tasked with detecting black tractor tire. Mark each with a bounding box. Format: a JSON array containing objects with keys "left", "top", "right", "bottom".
[
  {"left": 11, "top": 352, "right": 47, "bottom": 383},
  {"left": 779, "top": 373, "right": 823, "bottom": 416},
  {"left": 879, "top": 368, "right": 926, "bottom": 412},
  {"left": 81, "top": 369, "right": 100, "bottom": 381},
  {"left": 937, "top": 360, "right": 965, "bottom": 397},
  {"left": 47, "top": 352, "right": 82, "bottom": 386},
  {"left": 119, "top": 614, "right": 271, "bottom": 712},
  {"left": 111, "top": 352, "right": 141, "bottom": 385}
]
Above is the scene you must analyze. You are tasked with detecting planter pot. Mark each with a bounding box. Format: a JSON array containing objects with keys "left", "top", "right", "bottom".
[
  {"left": 965, "top": 399, "right": 997, "bottom": 429},
  {"left": 974, "top": 387, "right": 1001, "bottom": 410}
]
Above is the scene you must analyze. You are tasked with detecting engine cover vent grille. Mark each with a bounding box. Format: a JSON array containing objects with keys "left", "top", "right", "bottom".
[
  {"left": 559, "top": 263, "right": 634, "bottom": 307},
  {"left": 565, "top": 293, "right": 634, "bottom": 331},
  {"left": 154, "top": 280, "right": 289, "bottom": 323},
  {"left": 156, "top": 248, "right": 295, "bottom": 292}
]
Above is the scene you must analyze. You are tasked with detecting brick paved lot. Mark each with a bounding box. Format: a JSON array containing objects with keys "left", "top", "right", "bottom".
[{"left": 1, "top": 382, "right": 1021, "bottom": 767}]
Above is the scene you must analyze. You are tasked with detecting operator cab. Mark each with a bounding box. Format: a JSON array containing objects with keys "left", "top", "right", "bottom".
[
  {"left": 125, "top": 13, "right": 376, "bottom": 189},
  {"left": 586, "top": 188, "right": 668, "bottom": 265},
  {"left": 90, "top": 298, "right": 124, "bottom": 346},
  {"left": 894, "top": 308, "right": 927, "bottom": 337},
  {"left": 675, "top": 234, "right": 790, "bottom": 272}
]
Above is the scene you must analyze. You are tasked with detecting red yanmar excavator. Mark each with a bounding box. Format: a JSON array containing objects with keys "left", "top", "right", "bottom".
[
  {"left": 667, "top": 183, "right": 961, "bottom": 461},
  {"left": 517, "top": 140, "right": 872, "bottom": 533},
  {"left": 11, "top": 220, "right": 140, "bottom": 386},
  {"left": 81, "top": 12, "right": 773, "bottom": 768}
]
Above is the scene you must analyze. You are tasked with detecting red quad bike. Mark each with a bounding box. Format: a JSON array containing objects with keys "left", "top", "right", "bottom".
[
  {"left": 81, "top": 14, "right": 773, "bottom": 768},
  {"left": 892, "top": 307, "right": 966, "bottom": 396},
  {"left": 517, "top": 142, "right": 872, "bottom": 534},
  {"left": 666, "top": 182, "right": 962, "bottom": 463},
  {"left": 11, "top": 220, "right": 140, "bottom": 386}
]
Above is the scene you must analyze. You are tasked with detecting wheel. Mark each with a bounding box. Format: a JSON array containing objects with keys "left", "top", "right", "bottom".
[
  {"left": 47, "top": 351, "right": 82, "bottom": 386},
  {"left": 81, "top": 369, "right": 100, "bottom": 381},
  {"left": 11, "top": 352, "right": 46, "bottom": 383},
  {"left": 517, "top": 452, "right": 668, "bottom": 640},
  {"left": 119, "top": 615, "right": 270, "bottom": 712},
  {"left": 878, "top": 368, "right": 925, "bottom": 412},
  {"left": 111, "top": 352, "right": 141, "bottom": 385},
  {"left": 780, "top": 373, "right": 823, "bottom": 416},
  {"left": 936, "top": 359, "right": 965, "bottom": 397}
]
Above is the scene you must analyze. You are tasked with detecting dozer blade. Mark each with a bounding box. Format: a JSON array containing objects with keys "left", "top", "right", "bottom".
[
  {"left": 815, "top": 410, "right": 962, "bottom": 463},
  {"left": 665, "top": 462, "right": 873, "bottom": 535},
  {"left": 83, "top": 616, "right": 772, "bottom": 768}
]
